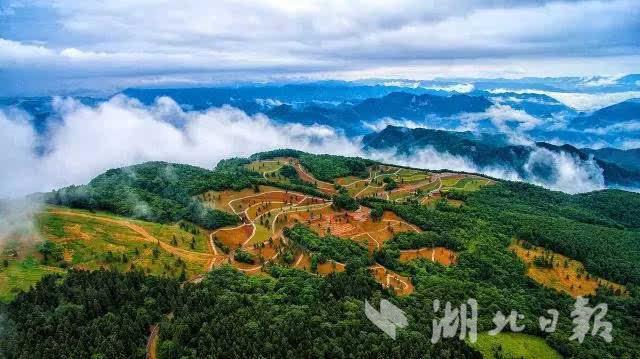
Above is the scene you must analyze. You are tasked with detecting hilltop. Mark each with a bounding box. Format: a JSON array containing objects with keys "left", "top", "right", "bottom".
[{"left": 1, "top": 150, "right": 639, "bottom": 358}]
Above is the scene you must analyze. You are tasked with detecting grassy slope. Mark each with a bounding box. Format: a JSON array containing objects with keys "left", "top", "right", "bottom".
[
  {"left": 0, "top": 258, "right": 64, "bottom": 302},
  {"left": 469, "top": 333, "right": 562, "bottom": 359},
  {"left": 0, "top": 206, "right": 210, "bottom": 302}
]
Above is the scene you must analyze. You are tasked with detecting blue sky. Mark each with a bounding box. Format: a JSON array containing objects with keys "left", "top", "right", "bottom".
[{"left": 1, "top": 0, "right": 639, "bottom": 95}]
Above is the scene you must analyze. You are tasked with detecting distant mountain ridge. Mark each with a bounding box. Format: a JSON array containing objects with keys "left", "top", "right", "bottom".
[
  {"left": 262, "top": 91, "right": 493, "bottom": 135},
  {"left": 571, "top": 98, "right": 640, "bottom": 130},
  {"left": 351, "top": 92, "right": 492, "bottom": 120},
  {"left": 363, "top": 125, "right": 640, "bottom": 189},
  {"left": 3, "top": 84, "right": 639, "bottom": 157},
  {"left": 582, "top": 147, "right": 640, "bottom": 172}
]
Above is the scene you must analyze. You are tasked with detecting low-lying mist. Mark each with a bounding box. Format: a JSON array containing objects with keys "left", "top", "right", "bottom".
[
  {"left": 365, "top": 146, "right": 607, "bottom": 194},
  {"left": 0, "top": 197, "right": 43, "bottom": 245},
  {"left": 0, "top": 95, "right": 625, "bottom": 202}
]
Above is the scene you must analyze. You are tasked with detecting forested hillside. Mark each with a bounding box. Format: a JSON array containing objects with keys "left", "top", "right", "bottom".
[
  {"left": 363, "top": 126, "right": 640, "bottom": 188},
  {"left": 45, "top": 162, "right": 245, "bottom": 229},
  {"left": 2, "top": 150, "right": 640, "bottom": 358}
]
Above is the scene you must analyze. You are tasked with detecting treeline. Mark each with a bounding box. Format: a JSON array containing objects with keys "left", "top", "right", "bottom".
[
  {"left": 46, "top": 161, "right": 242, "bottom": 229},
  {"left": 249, "top": 149, "right": 376, "bottom": 181},
  {"left": 465, "top": 182, "right": 640, "bottom": 285}
]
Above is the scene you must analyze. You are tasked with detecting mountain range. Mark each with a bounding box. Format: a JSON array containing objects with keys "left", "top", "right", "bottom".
[
  {"left": 362, "top": 126, "right": 640, "bottom": 189},
  {"left": 2, "top": 80, "right": 638, "bottom": 192}
]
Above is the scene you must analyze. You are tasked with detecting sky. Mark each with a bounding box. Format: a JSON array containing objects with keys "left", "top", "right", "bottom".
[{"left": 1, "top": 0, "right": 639, "bottom": 95}]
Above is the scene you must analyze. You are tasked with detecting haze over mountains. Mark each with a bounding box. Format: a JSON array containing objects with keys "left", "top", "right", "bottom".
[
  {"left": 363, "top": 126, "right": 640, "bottom": 191},
  {"left": 1, "top": 77, "right": 639, "bottom": 196}
]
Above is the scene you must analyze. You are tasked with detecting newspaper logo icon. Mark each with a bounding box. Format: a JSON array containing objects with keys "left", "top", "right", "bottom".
[{"left": 365, "top": 299, "right": 408, "bottom": 339}]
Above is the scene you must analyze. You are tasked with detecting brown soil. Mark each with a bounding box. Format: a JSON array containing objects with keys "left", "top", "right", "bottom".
[
  {"left": 369, "top": 265, "right": 414, "bottom": 296},
  {"left": 510, "top": 240, "right": 627, "bottom": 298},
  {"left": 211, "top": 224, "right": 253, "bottom": 249},
  {"left": 399, "top": 247, "right": 457, "bottom": 266}
]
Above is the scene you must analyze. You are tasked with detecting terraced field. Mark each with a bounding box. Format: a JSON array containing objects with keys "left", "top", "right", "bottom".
[
  {"left": 0, "top": 161, "right": 487, "bottom": 302},
  {"left": 197, "top": 166, "right": 434, "bottom": 293}
]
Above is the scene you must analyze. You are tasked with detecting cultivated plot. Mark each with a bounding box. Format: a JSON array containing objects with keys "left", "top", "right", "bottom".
[{"left": 510, "top": 240, "right": 627, "bottom": 298}]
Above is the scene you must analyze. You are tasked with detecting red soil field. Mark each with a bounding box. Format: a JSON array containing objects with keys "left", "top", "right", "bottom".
[
  {"left": 369, "top": 265, "right": 414, "bottom": 296},
  {"left": 211, "top": 224, "right": 253, "bottom": 249},
  {"left": 293, "top": 252, "right": 345, "bottom": 275},
  {"left": 399, "top": 247, "right": 457, "bottom": 266}
]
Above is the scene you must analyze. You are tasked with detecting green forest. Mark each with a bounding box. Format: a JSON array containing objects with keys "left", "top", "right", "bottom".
[{"left": 2, "top": 150, "right": 640, "bottom": 358}]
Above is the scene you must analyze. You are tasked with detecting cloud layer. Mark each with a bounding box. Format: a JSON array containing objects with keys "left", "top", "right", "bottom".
[
  {"left": 0, "top": 95, "right": 614, "bottom": 199},
  {"left": 367, "top": 146, "right": 606, "bottom": 194},
  {"left": 1, "top": 0, "right": 639, "bottom": 94},
  {"left": 0, "top": 96, "right": 362, "bottom": 197},
  {"left": 489, "top": 89, "right": 640, "bottom": 111}
]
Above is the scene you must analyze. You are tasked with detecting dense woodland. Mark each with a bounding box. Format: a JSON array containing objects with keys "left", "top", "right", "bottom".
[
  {"left": 45, "top": 161, "right": 243, "bottom": 229},
  {"left": 3, "top": 151, "right": 640, "bottom": 358},
  {"left": 0, "top": 270, "right": 180, "bottom": 358}
]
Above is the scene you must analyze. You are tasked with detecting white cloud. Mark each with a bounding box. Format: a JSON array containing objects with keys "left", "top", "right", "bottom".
[
  {"left": 0, "top": 95, "right": 624, "bottom": 201},
  {"left": 255, "top": 98, "right": 284, "bottom": 108},
  {"left": 362, "top": 117, "right": 431, "bottom": 132},
  {"left": 490, "top": 95, "right": 561, "bottom": 106},
  {"left": 382, "top": 80, "right": 421, "bottom": 88},
  {"left": 368, "top": 147, "right": 478, "bottom": 173},
  {"left": 454, "top": 104, "right": 541, "bottom": 144},
  {"left": 523, "top": 148, "right": 605, "bottom": 193},
  {"left": 579, "top": 75, "right": 623, "bottom": 87},
  {"left": 368, "top": 145, "right": 607, "bottom": 194},
  {"left": 0, "top": 197, "right": 43, "bottom": 244},
  {"left": 621, "top": 139, "right": 640, "bottom": 150},
  {"left": 2, "top": 0, "right": 640, "bottom": 94},
  {"left": 0, "top": 38, "right": 54, "bottom": 61},
  {"left": 0, "top": 95, "right": 362, "bottom": 197},
  {"left": 0, "top": 109, "right": 42, "bottom": 196},
  {"left": 584, "top": 120, "right": 640, "bottom": 135},
  {"left": 424, "top": 83, "right": 475, "bottom": 93},
  {"left": 489, "top": 88, "right": 640, "bottom": 111},
  {"left": 364, "top": 104, "right": 543, "bottom": 142},
  {"left": 383, "top": 81, "right": 475, "bottom": 93},
  {"left": 458, "top": 104, "right": 541, "bottom": 130}
]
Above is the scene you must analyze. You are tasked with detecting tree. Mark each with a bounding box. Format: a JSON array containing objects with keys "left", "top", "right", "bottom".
[
  {"left": 37, "top": 240, "right": 63, "bottom": 263},
  {"left": 370, "top": 207, "right": 383, "bottom": 222}
]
